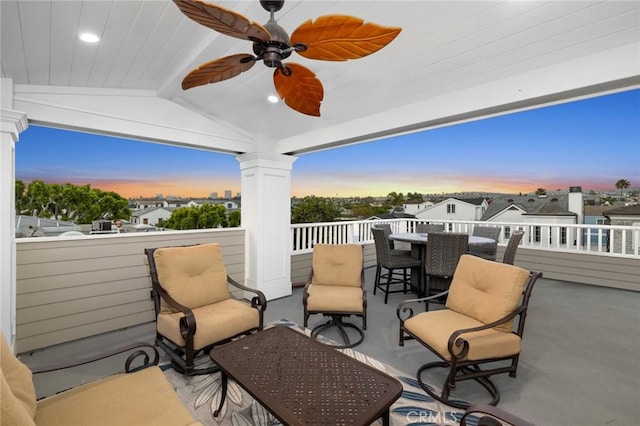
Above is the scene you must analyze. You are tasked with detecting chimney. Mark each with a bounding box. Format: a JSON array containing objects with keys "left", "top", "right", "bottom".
[{"left": 568, "top": 186, "right": 583, "bottom": 224}]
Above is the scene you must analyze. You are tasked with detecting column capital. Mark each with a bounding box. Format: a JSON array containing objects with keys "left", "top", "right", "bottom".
[
  {"left": 0, "top": 109, "right": 28, "bottom": 141},
  {"left": 236, "top": 152, "right": 297, "bottom": 171}
]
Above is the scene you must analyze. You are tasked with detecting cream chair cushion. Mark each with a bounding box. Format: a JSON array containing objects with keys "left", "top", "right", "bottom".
[
  {"left": 35, "top": 366, "right": 198, "bottom": 426},
  {"left": 305, "top": 285, "right": 364, "bottom": 313},
  {"left": 0, "top": 332, "right": 36, "bottom": 424},
  {"left": 446, "top": 255, "right": 530, "bottom": 332},
  {"left": 311, "top": 244, "right": 363, "bottom": 287},
  {"left": 157, "top": 299, "right": 260, "bottom": 350},
  {"left": 403, "top": 310, "right": 522, "bottom": 361},
  {"left": 153, "top": 243, "right": 230, "bottom": 313}
]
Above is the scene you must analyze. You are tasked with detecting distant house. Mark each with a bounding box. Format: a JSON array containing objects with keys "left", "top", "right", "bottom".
[
  {"left": 414, "top": 197, "right": 488, "bottom": 225},
  {"left": 129, "top": 198, "right": 167, "bottom": 211},
  {"left": 131, "top": 206, "right": 174, "bottom": 226},
  {"left": 604, "top": 204, "right": 640, "bottom": 254},
  {"left": 584, "top": 205, "right": 611, "bottom": 246},
  {"left": 402, "top": 201, "right": 434, "bottom": 215},
  {"left": 481, "top": 188, "right": 584, "bottom": 244}
]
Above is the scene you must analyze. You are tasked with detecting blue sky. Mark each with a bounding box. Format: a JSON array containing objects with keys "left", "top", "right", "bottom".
[{"left": 16, "top": 89, "right": 640, "bottom": 198}]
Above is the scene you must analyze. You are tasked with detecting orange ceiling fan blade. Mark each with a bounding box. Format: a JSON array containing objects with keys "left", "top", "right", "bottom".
[
  {"left": 273, "top": 63, "right": 324, "bottom": 117},
  {"left": 173, "top": 0, "right": 270, "bottom": 42},
  {"left": 291, "top": 15, "right": 402, "bottom": 61},
  {"left": 182, "top": 54, "right": 256, "bottom": 90}
]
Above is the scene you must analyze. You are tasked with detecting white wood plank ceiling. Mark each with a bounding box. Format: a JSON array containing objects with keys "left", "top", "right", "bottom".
[{"left": 2, "top": 0, "right": 639, "bottom": 153}]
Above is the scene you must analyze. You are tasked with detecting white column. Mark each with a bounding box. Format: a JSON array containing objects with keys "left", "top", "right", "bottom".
[
  {"left": 0, "top": 78, "right": 28, "bottom": 346},
  {"left": 238, "top": 152, "right": 297, "bottom": 300}
]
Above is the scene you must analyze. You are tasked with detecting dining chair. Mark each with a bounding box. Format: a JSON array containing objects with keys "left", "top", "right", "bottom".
[
  {"left": 371, "top": 227, "right": 422, "bottom": 303},
  {"left": 423, "top": 232, "right": 469, "bottom": 309},
  {"left": 372, "top": 223, "right": 409, "bottom": 254},
  {"left": 469, "top": 226, "right": 501, "bottom": 261},
  {"left": 415, "top": 223, "right": 445, "bottom": 234},
  {"left": 502, "top": 230, "right": 525, "bottom": 265}
]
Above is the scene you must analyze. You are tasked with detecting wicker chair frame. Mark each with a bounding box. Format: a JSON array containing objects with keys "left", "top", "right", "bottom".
[
  {"left": 371, "top": 227, "right": 421, "bottom": 303},
  {"left": 423, "top": 232, "right": 469, "bottom": 308},
  {"left": 468, "top": 226, "right": 501, "bottom": 261},
  {"left": 415, "top": 223, "right": 445, "bottom": 234},
  {"left": 502, "top": 230, "right": 525, "bottom": 265}
]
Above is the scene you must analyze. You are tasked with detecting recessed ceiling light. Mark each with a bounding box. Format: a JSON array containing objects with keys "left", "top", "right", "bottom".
[
  {"left": 79, "top": 32, "right": 100, "bottom": 43},
  {"left": 267, "top": 95, "right": 279, "bottom": 104}
]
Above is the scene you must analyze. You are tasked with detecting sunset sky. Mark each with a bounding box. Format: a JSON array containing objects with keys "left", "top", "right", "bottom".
[{"left": 15, "top": 89, "right": 640, "bottom": 199}]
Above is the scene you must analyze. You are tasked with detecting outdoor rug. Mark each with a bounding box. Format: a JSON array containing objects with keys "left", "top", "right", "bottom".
[{"left": 162, "top": 319, "right": 474, "bottom": 426}]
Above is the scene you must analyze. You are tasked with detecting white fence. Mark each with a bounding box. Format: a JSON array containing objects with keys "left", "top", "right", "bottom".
[{"left": 291, "top": 219, "right": 640, "bottom": 257}]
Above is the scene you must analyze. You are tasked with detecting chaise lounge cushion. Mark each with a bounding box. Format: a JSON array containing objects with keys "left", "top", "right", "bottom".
[
  {"left": 1, "top": 332, "right": 37, "bottom": 424},
  {"left": 153, "top": 243, "right": 230, "bottom": 313}
]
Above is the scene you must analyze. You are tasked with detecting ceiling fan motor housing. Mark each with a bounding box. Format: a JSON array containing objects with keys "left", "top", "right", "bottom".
[{"left": 254, "top": 17, "right": 293, "bottom": 68}]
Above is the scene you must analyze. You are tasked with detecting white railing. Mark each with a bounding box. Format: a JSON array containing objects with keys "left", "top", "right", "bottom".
[{"left": 291, "top": 219, "right": 640, "bottom": 257}]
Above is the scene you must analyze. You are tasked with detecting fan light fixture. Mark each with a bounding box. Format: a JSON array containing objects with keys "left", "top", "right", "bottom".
[{"left": 174, "top": 0, "right": 401, "bottom": 117}]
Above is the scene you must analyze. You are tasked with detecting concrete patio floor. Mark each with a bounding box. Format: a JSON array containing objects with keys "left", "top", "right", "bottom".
[{"left": 19, "top": 267, "right": 640, "bottom": 425}]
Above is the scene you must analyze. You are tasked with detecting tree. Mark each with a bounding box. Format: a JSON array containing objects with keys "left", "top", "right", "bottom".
[
  {"left": 164, "top": 204, "right": 229, "bottom": 230},
  {"left": 291, "top": 196, "right": 341, "bottom": 223},
  {"left": 535, "top": 188, "right": 547, "bottom": 196},
  {"left": 16, "top": 180, "right": 130, "bottom": 223},
  {"left": 615, "top": 179, "right": 630, "bottom": 197},
  {"left": 405, "top": 192, "right": 424, "bottom": 203},
  {"left": 228, "top": 210, "right": 241, "bottom": 227},
  {"left": 386, "top": 192, "right": 405, "bottom": 207}
]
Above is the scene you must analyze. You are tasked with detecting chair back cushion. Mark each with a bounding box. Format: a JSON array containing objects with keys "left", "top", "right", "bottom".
[
  {"left": 1, "top": 332, "right": 37, "bottom": 424},
  {"left": 153, "top": 243, "right": 230, "bottom": 313},
  {"left": 446, "top": 255, "right": 530, "bottom": 332},
  {"left": 311, "top": 244, "right": 363, "bottom": 287}
]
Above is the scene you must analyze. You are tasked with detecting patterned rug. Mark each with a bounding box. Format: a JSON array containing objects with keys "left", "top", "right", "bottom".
[{"left": 162, "top": 320, "right": 472, "bottom": 425}]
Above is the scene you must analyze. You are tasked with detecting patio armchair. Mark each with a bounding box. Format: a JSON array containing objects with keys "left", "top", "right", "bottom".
[
  {"left": 397, "top": 254, "right": 542, "bottom": 409},
  {"left": 303, "top": 244, "right": 367, "bottom": 348},
  {"left": 144, "top": 243, "right": 266, "bottom": 375},
  {"left": 371, "top": 227, "right": 421, "bottom": 303},
  {"left": 0, "top": 332, "right": 200, "bottom": 426},
  {"left": 468, "top": 226, "right": 501, "bottom": 260},
  {"left": 502, "top": 230, "right": 525, "bottom": 265}
]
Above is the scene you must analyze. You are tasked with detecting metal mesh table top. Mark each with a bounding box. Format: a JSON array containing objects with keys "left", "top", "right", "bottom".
[{"left": 211, "top": 326, "right": 403, "bottom": 426}]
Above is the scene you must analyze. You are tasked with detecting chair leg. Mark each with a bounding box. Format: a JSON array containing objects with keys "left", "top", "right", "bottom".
[
  {"left": 374, "top": 265, "right": 382, "bottom": 295},
  {"left": 416, "top": 362, "right": 502, "bottom": 409},
  {"left": 310, "top": 314, "right": 365, "bottom": 349}
]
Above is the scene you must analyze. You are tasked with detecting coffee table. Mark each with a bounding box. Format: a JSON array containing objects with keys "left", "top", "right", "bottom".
[{"left": 210, "top": 326, "right": 403, "bottom": 425}]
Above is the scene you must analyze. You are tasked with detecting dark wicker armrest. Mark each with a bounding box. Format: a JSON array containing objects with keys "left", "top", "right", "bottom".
[
  {"left": 396, "top": 290, "right": 449, "bottom": 321},
  {"left": 461, "top": 403, "right": 534, "bottom": 426},
  {"left": 447, "top": 306, "right": 525, "bottom": 359},
  {"left": 227, "top": 276, "right": 267, "bottom": 312},
  {"left": 31, "top": 342, "right": 159, "bottom": 375}
]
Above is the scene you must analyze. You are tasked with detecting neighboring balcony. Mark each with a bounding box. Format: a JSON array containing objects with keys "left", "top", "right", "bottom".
[{"left": 16, "top": 219, "right": 639, "bottom": 353}]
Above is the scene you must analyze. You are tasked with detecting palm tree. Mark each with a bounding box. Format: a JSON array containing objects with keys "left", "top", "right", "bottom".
[{"left": 615, "top": 179, "right": 630, "bottom": 197}]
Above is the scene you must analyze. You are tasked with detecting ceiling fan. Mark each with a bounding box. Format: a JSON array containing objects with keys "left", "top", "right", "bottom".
[{"left": 174, "top": 0, "right": 402, "bottom": 117}]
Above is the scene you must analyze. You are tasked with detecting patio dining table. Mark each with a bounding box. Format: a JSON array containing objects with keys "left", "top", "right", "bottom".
[{"left": 388, "top": 233, "right": 496, "bottom": 295}]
